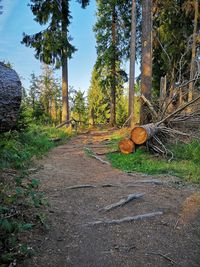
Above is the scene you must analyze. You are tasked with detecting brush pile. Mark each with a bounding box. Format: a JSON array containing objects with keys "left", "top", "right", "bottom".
[{"left": 119, "top": 93, "right": 200, "bottom": 159}]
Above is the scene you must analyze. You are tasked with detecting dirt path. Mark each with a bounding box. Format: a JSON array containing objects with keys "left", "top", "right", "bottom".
[{"left": 20, "top": 131, "right": 200, "bottom": 267}]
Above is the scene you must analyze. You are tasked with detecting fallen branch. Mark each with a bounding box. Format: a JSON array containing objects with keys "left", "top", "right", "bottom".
[
  {"left": 84, "top": 147, "right": 110, "bottom": 165},
  {"left": 141, "top": 94, "right": 158, "bottom": 119},
  {"left": 126, "top": 177, "right": 164, "bottom": 185},
  {"left": 86, "top": 211, "right": 163, "bottom": 226},
  {"left": 96, "top": 150, "right": 119, "bottom": 156},
  {"left": 56, "top": 120, "right": 71, "bottom": 129},
  {"left": 146, "top": 251, "right": 176, "bottom": 265},
  {"left": 66, "top": 183, "right": 120, "bottom": 189},
  {"left": 99, "top": 193, "right": 145, "bottom": 212},
  {"left": 157, "top": 94, "right": 200, "bottom": 126},
  {"left": 66, "top": 184, "right": 97, "bottom": 189}
]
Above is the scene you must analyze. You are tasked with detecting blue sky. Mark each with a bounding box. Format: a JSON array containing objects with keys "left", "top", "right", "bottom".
[
  {"left": 0, "top": 0, "right": 139, "bottom": 93},
  {"left": 0, "top": 0, "right": 97, "bottom": 92}
]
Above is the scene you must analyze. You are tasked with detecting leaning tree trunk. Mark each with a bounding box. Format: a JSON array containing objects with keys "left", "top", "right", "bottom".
[{"left": 0, "top": 63, "right": 22, "bottom": 132}]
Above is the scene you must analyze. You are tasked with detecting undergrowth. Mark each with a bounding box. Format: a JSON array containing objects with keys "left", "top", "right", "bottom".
[
  {"left": 0, "top": 124, "right": 70, "bottom": 266},
  {"left": 107, "top": 139, "right": 200, "bottom": 184}
]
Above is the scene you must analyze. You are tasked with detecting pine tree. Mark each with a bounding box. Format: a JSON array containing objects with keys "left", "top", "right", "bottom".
[
  {"left": 94, "top": 0, "right": 131, "bottom": 126},
  {"left": 88, "top": 67, "right": 110, "bottom": 125},
  {"left": 22, "top": 0, "right": 90, "bottom": 123},
  {"left": 128, "top": 0, "right": 137, "bottom": 127},
  {"left": 71, "top": 90, "right": 87, "bottom": 123}
]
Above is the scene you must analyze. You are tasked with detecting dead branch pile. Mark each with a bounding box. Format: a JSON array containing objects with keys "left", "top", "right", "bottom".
[{"left": 119, "top": 92, "right": 200, "bottom": 158}]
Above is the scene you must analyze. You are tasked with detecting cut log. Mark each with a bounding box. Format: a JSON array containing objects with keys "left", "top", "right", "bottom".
[
  {"left": 130, "top": 123, "right": 158, "bottom": 144},
  {"left": 118, "top": 139, "right": 135, "bottom": 154},
  {"left": 0, "top": 62, "right": 22, "bottom": 132}
]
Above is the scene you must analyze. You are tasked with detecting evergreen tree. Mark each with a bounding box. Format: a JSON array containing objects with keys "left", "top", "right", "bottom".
[
  {"left": 128, "top": 0, "right": 137, "bottom": 127},
  {"left": 140, "top": 0, "right": 152, "bottom": 124},
  {"left": 71, "top": 90, "right": 87, "bottom": 123},
  {"left": 22, "top": 0, "right": 90, "bottom": 123},
  {"left": 94, "top": 0, "right": 131, "bottom": 126},
  {"left": 87, "top": 67, "right": 110, "bottom": 125},
  {"left": 152, "top": 0, "right": 197, "bottom": 97}
]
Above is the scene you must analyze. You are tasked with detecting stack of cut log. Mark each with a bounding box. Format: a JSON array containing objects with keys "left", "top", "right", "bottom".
[{"left": 119, "top": 123, "right": 158, "bottom": 154}]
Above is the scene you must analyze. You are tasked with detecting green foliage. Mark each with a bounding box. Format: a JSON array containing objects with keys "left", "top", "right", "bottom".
[
  {"left": 71, "top": 90, "right": 87, "bottom": 123},
  {"left": 22, "top": 0, "right": 75, "bottom": 68},
  {"left": 107, "top": 140, "right": 200, "bottom": 184},
  {"left": 0, "top": 125, "right": 69, "bottom": 170},
  {"left": 94, "top": 0, "right": 131, "bottom": 125},
  {"left": 152, "top": 0, "right": 196, "bottom": 95},
  {"left": 88, "top": 68, "right": 110, "bottom": 125},
  {"left": 0, "top": 124, "right": 69, "bottom": 265}
]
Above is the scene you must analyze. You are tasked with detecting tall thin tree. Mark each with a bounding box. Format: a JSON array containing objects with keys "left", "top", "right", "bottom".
[
  {"left": 140, "top": 0, "right": 152, "bottom": 124},
  {"left": 128, "top": 0, "right": 136, "bottom": 128},
  {"left": 188, "top": 0, "right": 199, "bottom": 102}
]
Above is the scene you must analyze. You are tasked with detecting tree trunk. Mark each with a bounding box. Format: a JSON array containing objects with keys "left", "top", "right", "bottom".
[
  {"left": 119, "top": 139, "right": 135, "bottom": 154},
  {"left": 110, "top": 7, "right": 117, "bottom": 127},
  {"left": 188, "top": 0, "right": 198, "bottom": 102},
  {"left": 128, "top": 0, "right": 136, "bottom": 128},
  {"left": 0, "top": 63, "right": 22, "bottom": 132},
  {"left": 131, "top": 123, "right": 158, "bottom": 144},
  {"left": 140, "top": 0, "right": 152, "bottom": 124},
  {"left": 61, "top": 0, "right": 69, "bottom": 123}
]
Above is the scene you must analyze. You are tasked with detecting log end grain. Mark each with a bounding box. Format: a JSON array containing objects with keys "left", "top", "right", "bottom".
[
  {"left": 131, "top": 127, "right": 148, "bottom": 145},
  {"left": 118, "top": 139, "right": 135, "bottom": 154}
]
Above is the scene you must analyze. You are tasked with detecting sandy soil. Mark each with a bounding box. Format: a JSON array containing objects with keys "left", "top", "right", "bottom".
[{"left": 19, "top": 131, "right": 200, "bottom": 267}]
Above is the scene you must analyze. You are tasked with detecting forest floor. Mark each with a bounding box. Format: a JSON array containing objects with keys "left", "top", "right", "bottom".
[{"left": 19, "top": 130, "right": 200, "bottom": 267}]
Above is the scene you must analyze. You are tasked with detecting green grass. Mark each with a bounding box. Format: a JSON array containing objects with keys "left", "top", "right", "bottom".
[
  {"left": 0, "top": 124, "right": 70, "bottom": 170},
  {"left": 107, "top": 141, "right": 200, "bottom": 184},
  {"left": 0, "top": 124, "right": 71, "bottom": 265}
]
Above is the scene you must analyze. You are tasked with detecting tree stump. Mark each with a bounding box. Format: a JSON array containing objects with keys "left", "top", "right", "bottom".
[
  {"left": 0, "top": 63, "right": 22, "bottom": 132},
  {"left": 130, "top": 123, "right": 158, "bottom": 144},
  {"left": 118, "top": 139, "right": 135, "bottom": 154}
]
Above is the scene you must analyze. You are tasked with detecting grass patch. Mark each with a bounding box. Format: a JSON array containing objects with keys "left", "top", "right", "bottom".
[
  {"left": 0, "top": 124, "right": 71, "bottom": 265},
  {"left": 0, "top": 125, "right": 70, "bottom": 170},
  {"left": 107, "top": 140, "right": 200, "bottom": 184}
]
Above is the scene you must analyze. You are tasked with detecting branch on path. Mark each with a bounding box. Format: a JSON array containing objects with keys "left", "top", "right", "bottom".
[
  {"left": 96, "top": 150, "right": 119, "bottom": 156},
  {"left": 84, "top": 147, "right": 110, "bottom": 165},
  {"left": 146, "top": 251, "right": 176, "bottom": 265},
  {"left": 126, "top": 176, "right": 164, "bottom": 185},
  {"left": 66, "top": 183, "right": 120, "bottom": 189},
  {"left": 99, "top": 193, "right": 145, "bottom": 212},
  {"left": 66, "top": 184, "right": 97, "bottom": 189},
  {"left": 86, "top": 211, "right": 163, "bottom": 226}
]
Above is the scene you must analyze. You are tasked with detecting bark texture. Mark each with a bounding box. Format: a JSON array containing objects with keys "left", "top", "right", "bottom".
[
  {"left": 0, "top": 63, "right": 22, "bottom": 132},
  {"left": 128, "top": 0, "right": 136, "bottom": 128},
  {"left": 61, "top": 0, "right": 69, "bottom": 123},
  {"left": 140, "top": 0, "right": 152, "bottom": 124}
]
